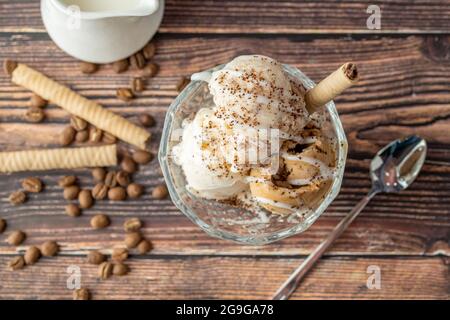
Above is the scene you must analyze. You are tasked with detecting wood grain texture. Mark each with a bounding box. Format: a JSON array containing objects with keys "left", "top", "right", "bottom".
[{"left": 0, "top": 0, "right": 449, "bottom": 34}]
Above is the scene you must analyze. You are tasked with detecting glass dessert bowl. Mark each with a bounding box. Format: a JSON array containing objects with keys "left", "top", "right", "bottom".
[{"left": 159, "top": 57, "right": 349, "bottom": 245}]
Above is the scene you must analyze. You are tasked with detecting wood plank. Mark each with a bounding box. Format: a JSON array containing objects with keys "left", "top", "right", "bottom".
[
  {"left": 0, "top": 256, "right": 447, "bottom": 299},
  {"left": 0, "top": 0, "right": 449, "bottom": 34},
  {"left": 0, "top": 34, "right": 449, "bottom": 255}
]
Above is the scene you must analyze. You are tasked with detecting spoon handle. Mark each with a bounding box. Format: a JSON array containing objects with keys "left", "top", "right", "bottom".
[{"left": 272, "top": 189, "right": 378, "bottom": 300}]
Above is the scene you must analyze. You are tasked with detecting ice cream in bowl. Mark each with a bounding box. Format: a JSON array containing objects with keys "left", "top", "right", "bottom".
[{"left": 159, "top": 55, "right": 357, "bottom": 244}]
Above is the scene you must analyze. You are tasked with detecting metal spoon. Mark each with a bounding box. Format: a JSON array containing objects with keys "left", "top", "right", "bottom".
[{"left": 272, "top": 135, "right": 427, "bottom": 300}]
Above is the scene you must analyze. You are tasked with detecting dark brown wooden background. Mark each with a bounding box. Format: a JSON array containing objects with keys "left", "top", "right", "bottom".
[{"left": 0, "top": 0, "right": 449, "bottom": 300}]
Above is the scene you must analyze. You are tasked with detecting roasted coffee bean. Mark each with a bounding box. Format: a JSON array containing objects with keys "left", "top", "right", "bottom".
[
  {"left": 3, "top": 59, "right": 17, "bottom": 76},
  {"left": 24, "top": 246, "right": 41, "bottom": 265},
  {"left": 73, "top": 288, "right": 90, "bottom": 300},
  {"left": 92, "top": 167, "right": 106, "bottom": 182},
  {"left": 115, "top": 171, "right": 130, "bottom": 187},
  {"left": 176, "top": 77, "right": 190, "bottom": 92},
  {"left": 29, "top": 93, "right": 48, "bottom": 108},
  {"left": 90, "top": 214, "right": 110, "bottom": 229},
  {"left": 63, "top": 185, "right": 80, "bottom": 200},
  {"left": 104, "top": 171, "right": 117, "bottom": 188},
  {"left": 41, "top": 241, "right": 59, "bottom": 257},
  {"left": 108, "top": 186, "right": 126, "bottom": 201},
  {"left": 60, "top": 126, "right": 76, "bottom": 146},
  {"left": 58, "top": 175, "right": 77, "bottom": 187},
  {"left": 92, "top": 183, "right": 108, "bottom": 200},
  {"left": 116, "top": 88, "right": 134, "bottom": 102},
  {"left": 7, "top": 230, "right": 26, "bottom": 246},
  {"left": 142, "top": 62, "right": 159, "bottom": 77},
  {"left": 80, "top": 61, "right": 98, "bottom": 74},
  {"left": 9, "top": 191, "right": 26, "bottom": 205},
  {"left": 102, "top": 132, "right": 117, "bottom": 144},
  {"left": 25, "top": 107, "right": 45, "bottom": 123},
  {"left": 112, "top": 59, "right": 129, "bottom": 73},
  {"left": 123, "top": 218, "right": 142, "bottom": 233},
  {"left": 142, "top": 42, "right": 156, "bottom": 60},
  {"left": 121, "top": 156, "right": 137, "bottom": 173},
  {"left": 98, "top": 261, "right": 113, "bottom": 279},
  {"left": 0, "top": 219, "right": 6, "bottom": 233},
  {"left": 111, "top": 248, "right": 128, "bottom": 262},
  {"left": 138, "top": 113, "right": 155, "bottom": 127},
  {"left": 87, "top": 250, "right": 106, "bottom": 265},
  {"left": 127, "top": 183, "right": 143, "bottom": 199},
  {"left": 132, "top": 150, "right": 153, "bottom": 164},
  {"left": 89, "top": 126, "right": 103, "bottom": 143},
  {"left": 137, "top": 239, "right": 153, "bottom": 254},
  {"left": 21, "top": 177, "right": 43, "bottom": 193},
  {"left": 78, "top": 189, "right": 93, "bottom": 209},
  {"left": 131, "top": 77, "right": 145, "bottom": 92},
  {"left": 124, "top": 232, "right": 142, "bottom": 249},
  {"left": 70, "top": 116, "right": 88, "bottom": 131},
  {"left": 75, "top": 129, "right": 89, "bottom": 142},
  {"left": 65, "top": 203, "right": 81, "bottom": 217},
  {"left": 152, "top": 184, "right": 168, "bottom": 199},
  {"left": 8, "top": 256, "right": 25, "bottom": 271},
  {"left": 130, "top": 52, "right": 146, "bottom": 69},
  {"left": 112, "top": 263, "right": 129, "bottom": 276}
]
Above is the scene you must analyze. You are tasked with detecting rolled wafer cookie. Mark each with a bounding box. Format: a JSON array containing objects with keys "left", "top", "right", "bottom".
[
  {"left": 11, "top": 63, "right": 150, "bottom": 150},
  {"left": 0, "top": 144, "right": 117, "bottom": 173}
]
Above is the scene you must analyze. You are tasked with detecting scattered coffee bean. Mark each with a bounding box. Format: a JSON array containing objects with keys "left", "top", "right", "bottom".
[
  {"left": 89, "top": 126, "right": 103, "bottom": 143},
  {"left": 64, "top": 185, "right": 80, "bottom": 200},
  {"left": 108, "top": 186, "right": 126, "bottom": 201},
  {"left": 130, "top": 52, "right": 146, "bottom": 69},
  {"left": 111, "top": 247, "right": 128, "bottom": 262},
  {"left": 24, "top": 246, "right": 41, "bottom": 265},
  {"left": 3, "top": 59, "right": 17, "bottom": 76},
  {"left": 104, "top": 171, "right": 117, "bottom": 188},
  {"left": 116, "top": 88, "right": 134, "bottom": 102},
  {"left": 131, "top": 77, "right": 145, "bottom": 93},
  {"left": 92, "top": 183, "right": 108, "bottom": 200},
  {"left": 70, "top": 116, "right": 88, "bottom": 131},
  {"left": 112, "top": 59, "right": 129, "bottom": 73},
  {"left": 142, "top": 42, "right": 156, "bottom": 60},
  {"left": 115, "top": 171, "right": 130, "bottom": 187},
  {"left": 124, "top": 232, "right": 142, "bottom": 249},
  {"left": 29, "top": 93, "right": 48, "bottom": 108},
  {"left": 8, "top": 256, "right": 25, "bottom": 271},
  {"left": 78, "top": 189, "right": 93, "bottom": 209},
  {"left": 87, "top": 250, "right": 106, "bottom": 265},
  {"left": 112, "top": 263, "right": 129, "bottom": 276},
  {"left": 138, "top": 113, "right": 155, "bottom": 127},
  {"left": 73, "top": 288, "right": 90, "bottom": 300},
  {"left": 25, "top": 107, "right": 45, "bottom": 123},
  {"left": 7, "top": 230, "right": 26, "bottom": 246},
  {"left": 65, "top": 203, "right": 81, "bottom": 217},
  {"left": 121, "top": 156, "right": 137, "bottom": 173},
  {"left": 176, "top": 77, "right": 190, "bottom": 92},
  {"left": 0, "top": 219, "right": 6, "bottom": 233},
  {"left": 123, "top": 218, "right": 142, "bottom": 233},
  {"left": 60, "top": 126, "right": 76, "bottom": 146},
  {"left": 91, "top": 214, "right": 110, "bottom": 229},
  {"left": 92, "top": 167, "right": 106, "bottom": 182},
  {"left": 142, "top": 62, "right": 159, "bottom": 77},
  {"left": 102, "top": 132, "right": 117, "bottom": 144},
  {"left": 75, "top": 129, "right": 89, "bottom": 142},
  {"left": 80, "top": 61, "right": 98, "bottom": 74},
  {"left": 58, "top": 175, "right": 77, "bottom": 188},
  {"left": 137, "top": 239, "right": 153, "bottom": 254},
  {"left": 41, "top": 241, "right": 59, "bottom": 257},
  {"left": 9, "top": 190, "right": 26, "bottom": 205},
  {"left": 132, "top": 150, "right": 153, "bottom": 164},
  {"left": 127, "top": 183, "right": 143, "bottom": 199},
  {"left": 152, "top": 184, "right": 168, "bottom": 199},
  {"left": 21, "top": 177, "right": 43, "bottom": 193},
  {"left": 98, "top": 261, "right": 113, "bottom": 279}
]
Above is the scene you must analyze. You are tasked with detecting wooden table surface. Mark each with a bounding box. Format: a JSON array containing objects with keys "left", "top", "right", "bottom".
[{"left": 0, "top": 0, "right": 449, "bottom": 300}]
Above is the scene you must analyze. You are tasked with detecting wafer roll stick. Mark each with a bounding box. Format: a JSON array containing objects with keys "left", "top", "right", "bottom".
[
  {"left": 0, "top": 144, "right": 117, "bottom": 173},
  {"left": 305, "top": 62, "right": 359, "bottom": 114},
  {"left": 11, "top": 63, "right": 150, "bottom": 150}
]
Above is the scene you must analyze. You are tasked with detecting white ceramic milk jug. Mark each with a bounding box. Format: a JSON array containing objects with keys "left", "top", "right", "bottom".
[{"left": 41, "top": 0, "right": 164, "bottom": 63}]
